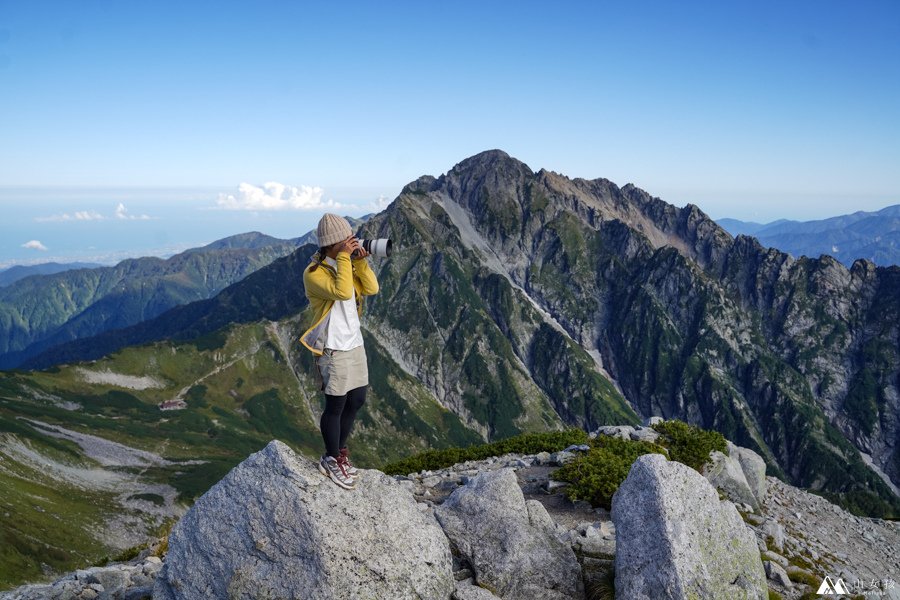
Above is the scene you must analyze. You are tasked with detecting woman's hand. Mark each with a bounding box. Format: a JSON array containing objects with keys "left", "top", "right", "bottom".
[
  {"left": 335, "top": 236, "right": 359, "bottom": 255},
  {"left": 353, "top": 242, "right": 370, "bottom": 259}
]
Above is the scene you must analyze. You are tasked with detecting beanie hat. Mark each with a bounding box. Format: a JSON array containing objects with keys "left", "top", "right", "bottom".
[{"left": 316, "top": 213, "right": 353, "bottom": 247}]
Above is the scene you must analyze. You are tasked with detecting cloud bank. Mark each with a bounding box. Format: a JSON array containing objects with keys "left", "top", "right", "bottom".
[
  {"left": 115, "top": 203, "right": 151, "bottom": 220},
  {"left": 21, "top": 240, "right": 48, "bottom": 251},
  {"left": 36, "top": 210, "right": 105, "bottom": 222},
  {"left": 36, "top": 204, "right": 152, "bottom": 222},
  {"left": 216, "top": 182, "right": 338, "bottom": 211}
]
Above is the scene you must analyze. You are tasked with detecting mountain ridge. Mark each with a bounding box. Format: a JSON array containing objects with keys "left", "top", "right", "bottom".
[
  {"left": 8, "top": 150, "right": 900, "bottom": 516},
  {"left": 718, "top": 204, "right": 900, "bottom": 267}
]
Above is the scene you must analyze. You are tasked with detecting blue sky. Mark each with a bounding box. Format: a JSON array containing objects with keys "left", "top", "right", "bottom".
[{"left": 1, "top": 1, "right": 899, "bottom": 266}]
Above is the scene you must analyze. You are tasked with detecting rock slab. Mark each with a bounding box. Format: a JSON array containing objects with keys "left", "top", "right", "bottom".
[
  {"left": 612, "top": 454, "right": 767, "bottom": 600},
  {"left": 434, "top": 468, "right": 584, "bottom": 600},
  {"left": 704, "top": 448, "right": 760, "bottom": 511},
  {"left": 153, "top": 440, "right": 454, "bottom": 600}
]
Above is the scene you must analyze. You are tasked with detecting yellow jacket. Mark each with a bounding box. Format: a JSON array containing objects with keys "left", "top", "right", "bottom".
[{"left": 299, "top": 251, "right": 379, "bottom": 356}]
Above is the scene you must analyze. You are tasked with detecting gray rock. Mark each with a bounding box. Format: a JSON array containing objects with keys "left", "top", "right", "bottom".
[
  {"left": 644, "top": 416, "right": 664, "bottom": 426},
  {"left": 761, "top": 518, "right": 785, "bottom": 552},
  {"left": 124, "top": 587, "right": 154, "bottom": 600},
  {"left": 563, "top": 444, "right": 591, "bottom": 453},
  {"left": 544, "top": 479, "right": 568, "bottom": 493},
  {"left": 550, "top": 450, "right": 577, "bottom": 465},
  {"left": 434, "top": 468, "right": 584, "bottom": 599},
  {"left": 763, "top": 560, "right": 792, "bottom": 588},
  {"left": 153, "top": 440, "right": 454, "bottom": 600},
  {"left": 761, "top": 550, "right": 788, "bottom": 568},
  {"left": 592, "top": 425, "right": 635, "bottom": 440},
  {"left": 569, "top": 523, "right": 616, "bottom": 557},
  {"left": 452, "top": 581, "right": 502, "bottom": 599},
  {"left": 612, "top": 454, "right": 767, "bottom": 600},
  {"left": 703, "top": 449, "right": 761, "bottom": 512},
  {"left": 729, "top": 442, "right": 767, "bottom": 505},
  {"left": 422, "top": 475, "right": 443, "bottom": 488},
  {"left": 629, "top": 427, "right": 661, "bottom": 443}
]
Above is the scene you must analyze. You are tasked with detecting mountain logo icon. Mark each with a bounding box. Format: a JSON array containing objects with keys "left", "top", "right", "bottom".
[{"left": 817, "top": 576, "right": 850, "bottom": 595}]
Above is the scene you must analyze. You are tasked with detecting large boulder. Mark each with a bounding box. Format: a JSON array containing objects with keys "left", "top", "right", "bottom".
[
  {"left": 729, "top": 442, "right": 767, "bottom": 505},
  {"left": 612, "top": 454, "right": 767, "bottom": 600},
  {"left": 153, "top": 440, "right": 454, "bottom": 600},
  {"left": 434, "top": 468, "right": 584, "bottom": 599},
  {"left": 703, "top": 447, "right": 760, "bottom": 511}
]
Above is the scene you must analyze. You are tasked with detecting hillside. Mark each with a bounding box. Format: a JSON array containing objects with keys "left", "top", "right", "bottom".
[
  {"left": 718, "top": 204, "right": 900, "bottom": 267},
  {"left": 0, "top": 263, "right": 102, "bottom": 287},
  {"left": 0, "top": 233, "right": 300, "bottom": 369}
]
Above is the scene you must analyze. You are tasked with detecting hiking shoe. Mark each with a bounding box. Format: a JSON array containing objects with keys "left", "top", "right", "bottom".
[
  {"left": 339, "top": 447, "right": 358, "bottom": 479},
  {"left": 318, "top": 455, "right": 355, "bottom": 490}
]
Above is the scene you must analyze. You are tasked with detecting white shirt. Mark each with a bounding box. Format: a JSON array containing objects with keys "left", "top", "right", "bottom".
[{"left": 323, "top": 256, "right": 364, "bottom": 351}]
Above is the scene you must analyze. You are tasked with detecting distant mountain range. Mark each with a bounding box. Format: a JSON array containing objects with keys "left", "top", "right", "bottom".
[
  {"left": 0, "top": 262, "right": 102, "bottom": 287},
  {"left": 718, "top": 204, "right": 900, "bottom": 267},
  {"left": 0, "top": 219, "right": 371, "bottom": 371},
  {"left": 1, "top": 152, "right": 898, "bottom": 586},
  {"left": 0, "top": 233, "right": 301, "bottom": 370}
]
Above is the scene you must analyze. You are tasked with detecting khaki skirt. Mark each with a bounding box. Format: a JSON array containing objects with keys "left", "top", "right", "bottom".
[{"left": 316, "top": 344, "right": 369, "bottom": 396}]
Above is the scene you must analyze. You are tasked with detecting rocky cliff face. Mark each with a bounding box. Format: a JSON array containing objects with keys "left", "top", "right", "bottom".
[{"left": 354, "top": 150, "right": 899, "bottom": 516}]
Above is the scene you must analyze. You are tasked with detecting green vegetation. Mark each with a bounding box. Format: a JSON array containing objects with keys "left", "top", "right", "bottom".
[
  {"left": 382, "top": 429, "right": 589, "bottom": 476},
  {"left": 554, "top": 436, "right": 665, "bottom": 509},
  {"left": 787, "top": 568, "right": 821, "bottom": 588},
  {"left": 0, "top": 238, "right": 299, "bottom": 368},
  {"left": 554, "top": 420, "right": 728, "bottom": 509},
  {"left": 651, "top": 419, "right": 728, "bottom": 471}
]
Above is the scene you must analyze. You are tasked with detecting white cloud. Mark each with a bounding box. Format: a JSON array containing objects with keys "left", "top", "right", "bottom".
[
  {"left": 216, "top": 182, "right": 338, "bottom": 211},
  {"left": 35, "top": 203, "right": 152, "bottom": 222},
  {"left": 369, "top": 194, "right": 392, "bottom": 211},
  {"left": 115, "top": 202, "right": 152, "bottom": 220},
  {"left": 36, "top": 210, "right": 105, "bottom": 222},
  {"left": 21, "top": 240, "right": 48, "bottom": 251}
]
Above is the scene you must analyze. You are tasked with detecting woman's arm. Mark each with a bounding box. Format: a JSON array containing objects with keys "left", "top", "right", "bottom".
[
  {"left": 352, "top": 256, "right": 379, "bottom": 295},
  {"left": 304, "top": 252, "right": 355, "bottom": 301}
]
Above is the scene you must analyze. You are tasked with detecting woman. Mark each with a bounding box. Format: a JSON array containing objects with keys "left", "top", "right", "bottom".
[{"left": 299, "top": 213, "right": 379, "bottom": 490}]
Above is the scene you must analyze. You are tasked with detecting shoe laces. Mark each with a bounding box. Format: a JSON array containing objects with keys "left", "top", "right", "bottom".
[
  {"left": 336, "top": 454, "right": 352, "bottom": 476},
  {"left": 339, "top": 448, "right": 354, "bottom": 467}
]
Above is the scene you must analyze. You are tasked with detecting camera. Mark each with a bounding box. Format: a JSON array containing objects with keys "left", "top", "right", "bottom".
[{"left": 353, "top": 238, "right": 392, "bottom": 258}]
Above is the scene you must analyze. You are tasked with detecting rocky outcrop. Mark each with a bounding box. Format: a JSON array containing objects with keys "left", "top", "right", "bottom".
[
  {"left": 704, "top": 446, "right": 763, "bottom": 512},
  {"left": 153, "top": 441, "right": 455, "bottom": 600},
  {"left": 4, "top": 439, "right": 900, "bottom": 600},
  {"left": 0, "top": 557, "right": 162, "bottom": 600},
  {"left": 612, "top": 454, "right": 767, "bottom": 600},
  {"left": 434, "top": 468, "right": 584, "bottom": 599},
  {"left": 729, "top": 442, "right": 767, "bottom": 505}
]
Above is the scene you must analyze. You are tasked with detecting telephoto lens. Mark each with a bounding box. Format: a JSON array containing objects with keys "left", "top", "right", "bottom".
[{"left": 355, "top": 238, "right": 392, "bottom": 258}]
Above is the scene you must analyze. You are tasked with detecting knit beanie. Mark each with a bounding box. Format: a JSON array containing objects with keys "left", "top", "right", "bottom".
[{"left": 316, "top": 213, "right": 353, "bottom": 247}]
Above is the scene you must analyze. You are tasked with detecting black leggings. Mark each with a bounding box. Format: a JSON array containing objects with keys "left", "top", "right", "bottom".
[{"left": 320, "top": 386, "right": 367, "bottom": 458}]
